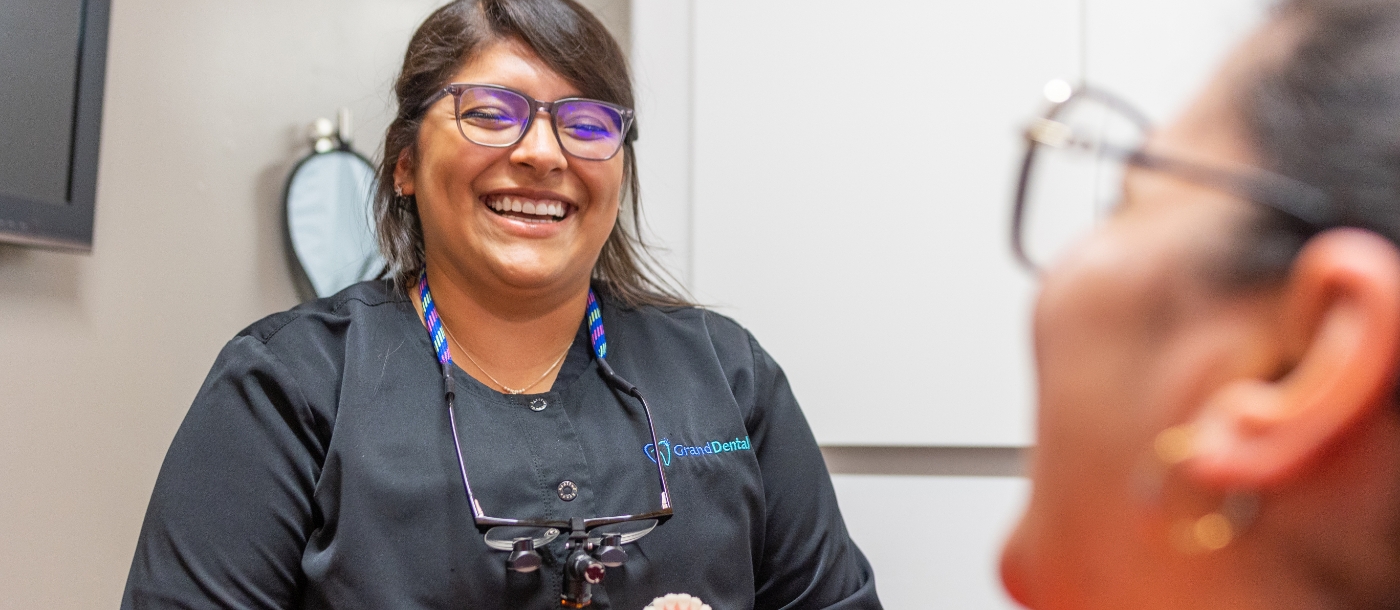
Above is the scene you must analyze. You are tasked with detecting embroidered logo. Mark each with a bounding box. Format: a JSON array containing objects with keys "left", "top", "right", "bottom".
[
  {"left": 644, "top": 436, "right": 751, "bottom": 467},
  {"left": 644, "top": 439, "right": 672, "bottom": 466}
]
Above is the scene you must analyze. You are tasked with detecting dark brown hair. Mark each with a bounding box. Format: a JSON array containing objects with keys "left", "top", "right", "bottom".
[
  {"left": 374, "top": 0, "right": 689, "bottom": 308},
  {"left": 1220, "top": 0, "right": 1400, "bottom": 412},
  {"left": 1231, "top": 0, "right": 1400, "bottom": 284}
]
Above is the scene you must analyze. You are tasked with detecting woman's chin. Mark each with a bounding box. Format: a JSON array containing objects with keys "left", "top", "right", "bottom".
[
  {"left": 999, "top": 524, "right": 1039, "bottom": 608},
  {"left": 482, "top": 260, "right": 588, "bottom": 294}
]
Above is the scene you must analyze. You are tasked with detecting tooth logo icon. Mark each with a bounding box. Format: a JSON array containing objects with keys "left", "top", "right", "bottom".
[{"left": 644, "top": 438, "right": 672, "bottom": 467}]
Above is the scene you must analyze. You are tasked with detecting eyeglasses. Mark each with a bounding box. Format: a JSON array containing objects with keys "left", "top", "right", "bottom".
[
  {"left": 1010, "top": 82, "right": 1333, "bottom": 272},
  {"left": 422, "top": 83, "right": 635, "bottom": 161},
  {"left": 443, "top": 354, "right": 672, "bottom": 607}
]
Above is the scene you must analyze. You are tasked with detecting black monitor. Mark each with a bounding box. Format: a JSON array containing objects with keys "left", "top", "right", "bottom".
[{"left": 0, "top": 0, "right": 110, "bottom": 252}]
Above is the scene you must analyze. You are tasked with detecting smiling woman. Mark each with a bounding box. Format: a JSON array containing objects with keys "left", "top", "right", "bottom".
[
  {"left": 120, "top": 1, "right": 880, "bottom": 609},
  {"left": 375, "top": 0, "right": 672, "bottom": 309}
]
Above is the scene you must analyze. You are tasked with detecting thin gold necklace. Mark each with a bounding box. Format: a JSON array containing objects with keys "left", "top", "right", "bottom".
[{"left": 441, "top": 323, "right": 570, "bottom": 395}]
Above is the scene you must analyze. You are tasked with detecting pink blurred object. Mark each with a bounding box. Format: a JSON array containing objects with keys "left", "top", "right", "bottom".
[{"left": 642, "top": 593, "right": 712, "bottom": 610}]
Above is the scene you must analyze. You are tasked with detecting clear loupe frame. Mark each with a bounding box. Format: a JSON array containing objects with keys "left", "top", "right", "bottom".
[{"left": 1010, "top": 83, "right": 1334, "bottom": 273}]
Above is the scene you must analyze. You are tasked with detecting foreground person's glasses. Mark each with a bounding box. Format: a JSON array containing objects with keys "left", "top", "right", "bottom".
[
  {"left": 1010, "top": 81, "right": 1333, "bottom": 272},
  {"left": 422, "top": 83, "right": 635, "bottom": 161}
]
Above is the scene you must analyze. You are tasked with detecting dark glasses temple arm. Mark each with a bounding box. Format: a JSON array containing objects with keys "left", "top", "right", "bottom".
[{"left": 1123, "top": 148, "right": 1334, "bottom": 229}]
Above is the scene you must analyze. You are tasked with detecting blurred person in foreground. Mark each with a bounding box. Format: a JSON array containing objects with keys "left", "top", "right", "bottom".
[{"left": 1000, "top": 0, "right": 1400, "bottom": 607}]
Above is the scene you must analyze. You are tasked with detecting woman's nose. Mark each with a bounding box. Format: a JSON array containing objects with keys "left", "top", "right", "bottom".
[{"left": 510, "top": 110, "right": 568, "bottom": 173}]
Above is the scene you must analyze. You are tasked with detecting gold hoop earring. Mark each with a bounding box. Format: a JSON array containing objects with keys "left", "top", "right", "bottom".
[
  {"left": 1170, "top": 492, "right": 1259, "bottom": 554},
  {"left": 1153, "top": 425, "right": 1259, "bottom": 553},
  {"left": 1154, "top": 424, "right": 1196, "bottom": 465}
]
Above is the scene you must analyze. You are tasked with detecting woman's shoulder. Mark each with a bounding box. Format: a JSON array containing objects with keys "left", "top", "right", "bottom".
[
  {"left": 234, "top": 280, "right": 412, "bottom": 347},
  {"left": 602, "top": 293, "right": 764, "bottom": 372},
  {"left": 206, "top": 281, "right": 418, "bottom": 410}
]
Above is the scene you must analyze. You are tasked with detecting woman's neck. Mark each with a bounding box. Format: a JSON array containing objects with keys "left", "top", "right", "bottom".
[{"left": 415, "top": 265, "right": 589, "bottom": 395}]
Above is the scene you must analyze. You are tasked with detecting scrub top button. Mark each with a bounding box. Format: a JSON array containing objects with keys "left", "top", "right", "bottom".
[
  {"left": 557, "top": 480, "right": 579, "bottom": 501},
  {"left": 529, "top": 398, "right": 547, "bottom": 412}
]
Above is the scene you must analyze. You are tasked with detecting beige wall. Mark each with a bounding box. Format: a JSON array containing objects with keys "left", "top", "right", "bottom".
[{"left": 0, "top": 0, "right": 626, "bottom": 607}]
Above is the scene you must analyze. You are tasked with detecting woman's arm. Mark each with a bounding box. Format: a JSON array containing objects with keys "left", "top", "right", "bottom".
[
  {"left": 714, "top": 318, "right": 881, "bottom": 609},
  {"left": 122, "top": 330, "right": 330, "bottom": 609}
]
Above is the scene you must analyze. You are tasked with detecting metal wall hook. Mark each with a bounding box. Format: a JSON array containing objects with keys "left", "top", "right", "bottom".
[{"left": 307, "top": 107, "right": 354, "bottom": 153}]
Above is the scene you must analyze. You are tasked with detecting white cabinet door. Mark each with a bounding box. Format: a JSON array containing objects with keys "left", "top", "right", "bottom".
[
  {"left": 690, "top": 0, "right": 1080, "bottom": 446},
  {"left": 665, "top": 0, "right": 1268, "bottom": 447}
]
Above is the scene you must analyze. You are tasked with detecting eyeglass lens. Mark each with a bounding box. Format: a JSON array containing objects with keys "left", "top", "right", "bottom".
[
  {"left": 454, "top": 87, "right": 627, "bottom": 160},
  {"left": 1019, "top": 95, "right": 1147, "bottom": 269}
]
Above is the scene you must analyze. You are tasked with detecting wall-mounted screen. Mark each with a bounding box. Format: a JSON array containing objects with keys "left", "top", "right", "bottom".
[{"left": 0, "top": 0, "right": 110, "bottom": 251}]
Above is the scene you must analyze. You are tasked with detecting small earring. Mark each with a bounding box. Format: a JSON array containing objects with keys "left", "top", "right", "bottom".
[
  {"left": 1130, "top": 425, "right": 1194, "bottom": 503},
  {"left": 1153, "top": 425, "right": 1259, "bottom": 553},
  {"left": 394, "top": 184, "right": 404, "bottom": 197},
  {"left": 1154, "top": 424, "right": 1196, "bottom": 465},
  {"left": 1171, "top": 492, "right": 1259, "bottom": 554}
]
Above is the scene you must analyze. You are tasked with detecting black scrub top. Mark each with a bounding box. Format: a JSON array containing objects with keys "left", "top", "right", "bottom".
[{"left": 122, "top": 281, "right": 880, "bottom": 609}]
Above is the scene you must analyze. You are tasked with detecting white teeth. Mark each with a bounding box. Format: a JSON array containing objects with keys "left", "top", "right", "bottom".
[{"left": 485, "top": 195, "right": 568, "bottom": 219}]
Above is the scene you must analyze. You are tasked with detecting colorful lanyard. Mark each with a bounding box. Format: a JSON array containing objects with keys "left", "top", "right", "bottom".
[{"left": 417, "top": 270, "right": 609, "bottom": 370}]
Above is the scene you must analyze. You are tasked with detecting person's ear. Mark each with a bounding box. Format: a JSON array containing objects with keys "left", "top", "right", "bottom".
[
  {"left": 394, "top": 148, "right": 416, "bottom": 196},
  {"left": 1187, "top": 228, "right": 1400, "bottom": 489}
]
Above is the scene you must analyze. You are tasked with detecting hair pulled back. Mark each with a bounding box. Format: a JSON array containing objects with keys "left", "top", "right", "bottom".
[
  {"left": 373, "top": 0, "right": 688, "bottom": 308},
  {"left": 1233, "top": 0, "right": 1400, "bottom": 282}
]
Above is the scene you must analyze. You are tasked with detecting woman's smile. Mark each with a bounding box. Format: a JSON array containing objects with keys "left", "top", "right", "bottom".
[
  {"left": 482, "top": 193, "right": 572, "bottom": 223},
  {"left": 477, "top": 187, "right": 580, "bottom": 240}
]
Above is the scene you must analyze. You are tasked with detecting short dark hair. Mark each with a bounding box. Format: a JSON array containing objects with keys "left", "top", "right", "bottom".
[
  {"left": 373, "top": 0, "right": 689, "bottom": 307},
  {"left": 1232, "top": 0, "right": 1400, "bottom": 284}
]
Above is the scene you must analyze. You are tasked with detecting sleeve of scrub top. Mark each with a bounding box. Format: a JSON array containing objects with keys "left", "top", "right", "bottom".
[
  {"left": 122, "top": 330, "right": 328, "bottom": 609},
  {"left": 715, "top": 320, "right": 882, "bottom": 609}
]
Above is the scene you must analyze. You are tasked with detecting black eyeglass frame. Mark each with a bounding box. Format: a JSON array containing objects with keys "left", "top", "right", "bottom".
[
  {"left": 421, "top": 83, "right": 636, "bottom": 161},
  {"left": 1010, "top": 84, "right": 1335, "bottom": 272}
]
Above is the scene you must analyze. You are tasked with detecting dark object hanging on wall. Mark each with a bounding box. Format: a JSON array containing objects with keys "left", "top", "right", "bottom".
[
  {"left": 0, "top": 0, "right": 111, "bottom": 251},
  {"left": 283, "top": 109, "right": 384, "bottom": 302}
]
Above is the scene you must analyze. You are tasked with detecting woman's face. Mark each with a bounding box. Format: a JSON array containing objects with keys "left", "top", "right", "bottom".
[
  {"left": 400, "top": 39, "right": 625, "bottom": 296},
  {"left": 999, "top": 33, "right": 1288, "bottom": 610}
]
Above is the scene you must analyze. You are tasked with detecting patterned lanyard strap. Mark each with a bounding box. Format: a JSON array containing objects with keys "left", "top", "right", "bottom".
[{"left": 417, "top": 270, "right": 609, "bottom": 370}]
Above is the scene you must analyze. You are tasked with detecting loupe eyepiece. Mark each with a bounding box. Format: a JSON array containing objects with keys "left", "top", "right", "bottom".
[
  {"left": 506, "top": 538, "right": 541, "bottom": 573},
  {"left": 593, "top": 533, "right": 627, "bottom": 567}
]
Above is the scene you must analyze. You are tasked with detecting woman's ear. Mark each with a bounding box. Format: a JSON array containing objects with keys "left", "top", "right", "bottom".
[
  {"left": 1187, "top": 228, "right": 1400, "bottom": 489},
  {"left": 394, "top": 148, "right": 416, "bottom": 196}
]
